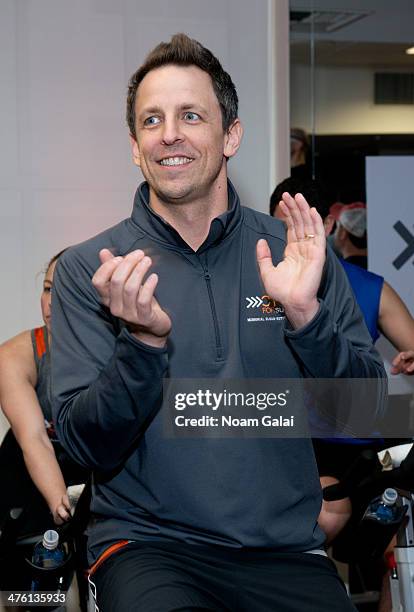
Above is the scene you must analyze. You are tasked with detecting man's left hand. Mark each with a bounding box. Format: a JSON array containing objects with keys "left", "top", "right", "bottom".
[{"left": 256, "top": 192, "right": 326, "bottom": 330}]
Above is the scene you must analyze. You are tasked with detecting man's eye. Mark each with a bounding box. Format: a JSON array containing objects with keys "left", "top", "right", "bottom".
[
  {"left": 43, "top": 287, "right": 51, "bottom": 293},
  {"left": 183, "top": 112, "right": 200, "bottom": 121},
  {"left": 144, "top": 116, "right": 161, "bottom": 126}
]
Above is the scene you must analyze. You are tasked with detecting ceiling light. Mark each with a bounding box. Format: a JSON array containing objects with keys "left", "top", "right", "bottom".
[{"left": 405, "top": 46, "right": 414, "bottom": 55}]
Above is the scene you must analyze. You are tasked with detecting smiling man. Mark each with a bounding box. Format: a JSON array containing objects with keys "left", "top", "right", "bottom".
[{"left": 52, "top": 34, "right": 384, "bottom": 611}]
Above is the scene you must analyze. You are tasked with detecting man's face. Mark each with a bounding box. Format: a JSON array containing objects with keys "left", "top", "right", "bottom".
[{"left": 131, "top": 64, "right": 241, "bottom": 205}]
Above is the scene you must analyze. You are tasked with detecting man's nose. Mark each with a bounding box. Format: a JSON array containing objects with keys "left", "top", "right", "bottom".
[{"left": 161, "top": 118, "right": 184, "bottom": 145}]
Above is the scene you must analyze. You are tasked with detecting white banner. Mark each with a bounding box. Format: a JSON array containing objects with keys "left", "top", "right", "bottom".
[{"left": 366, "top": 156, "right": 414, "bottom": 394}]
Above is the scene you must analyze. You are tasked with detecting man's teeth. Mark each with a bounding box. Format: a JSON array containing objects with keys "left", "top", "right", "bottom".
[{"left": 160, "top": 157, "right": 193, "bottom": 166}]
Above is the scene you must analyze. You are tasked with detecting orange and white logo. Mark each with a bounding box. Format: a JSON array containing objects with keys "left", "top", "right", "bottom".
[{"left": 245, "top": 295, "right": 285, "bottom": 318}]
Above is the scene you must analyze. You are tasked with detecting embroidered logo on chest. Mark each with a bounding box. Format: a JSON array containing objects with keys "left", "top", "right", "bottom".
[{"left": 245, "top": 295, "right": 285, "bottom": 322}]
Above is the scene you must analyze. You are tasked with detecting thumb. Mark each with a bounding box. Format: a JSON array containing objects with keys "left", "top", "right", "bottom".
[
  {"left": 99, "top": 248, "right": 116, "bottom": 265},
  {"left": 256, "top": 239, "right": 274, "bottom": 276}
]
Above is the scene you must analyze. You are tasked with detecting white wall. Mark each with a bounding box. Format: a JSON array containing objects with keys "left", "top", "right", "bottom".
[
  {"left": 0, "top": 0, "right": 290, "bottom": 440},
  {"left": 366, "top": 157, "right": 414, "bottom": 395},
  {"left": 0, "top": 0, "right": 282, "bottom": 342},
  {"left": 291, "top": 63, "right": 414, "bottom": 134}
]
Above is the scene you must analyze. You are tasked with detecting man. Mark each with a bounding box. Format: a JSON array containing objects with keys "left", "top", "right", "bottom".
[
  {"left": 330, "top": 202, "right": 368, "bottom": 269},
  {"left": 52, "top": 35, "right": 385, "bottom": 611},
  {"left": 290, "top": 127, "right": 311, "bottom": 180},
  {"left": 329, "top": 200, "right": 414, "bottom": 375}
]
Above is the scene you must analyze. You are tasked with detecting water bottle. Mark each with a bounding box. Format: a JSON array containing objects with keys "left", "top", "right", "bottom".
[
  {"left": 363, "top": 488, "right": 403, "bottom": 523},
  {"left": 341, "top": 488, "right": 407, "bottom": 561},
  {"left": 30, "top": 530, "right": 66, "bottom": 591}
]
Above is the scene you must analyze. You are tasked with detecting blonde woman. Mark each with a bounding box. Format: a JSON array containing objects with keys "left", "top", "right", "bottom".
[{"left": 0, "top": 251, "right": 86, "bottom": 530}]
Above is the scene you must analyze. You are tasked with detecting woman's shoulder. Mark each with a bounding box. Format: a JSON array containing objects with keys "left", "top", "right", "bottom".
[
  {"left": 0, "top": 329, "right": 37, "bottom": 383},
  {"left": 0, "top": 329, "right": 32, "bottom": 352}
]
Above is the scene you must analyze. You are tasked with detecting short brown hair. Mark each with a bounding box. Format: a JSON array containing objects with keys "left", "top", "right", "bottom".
[
  {"left": 126, "top": 33, "right": 238, "bottom": 138},
  {"left": 270, "top": 177, "right": 331, "bottom": 219}
]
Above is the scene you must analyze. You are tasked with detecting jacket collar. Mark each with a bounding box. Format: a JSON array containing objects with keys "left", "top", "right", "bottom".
[{"left": 130, "top": 180, "right": 242, "bottom": 253}]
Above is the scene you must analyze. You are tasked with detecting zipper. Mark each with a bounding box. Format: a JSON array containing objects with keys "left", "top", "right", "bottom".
[{"left": 201, "top": 266, "right": 223, "bottom": 360}]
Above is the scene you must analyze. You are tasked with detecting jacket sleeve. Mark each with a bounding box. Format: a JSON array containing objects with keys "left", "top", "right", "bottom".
[
  {"left": 283, "top": 248, "right": 384, "bottom": 376},
  {"left": 283, "top": 249, "right": 387, "bottom": 429},
  {"left": 51, "top": 249, "right": 168, "bottom": 471}
]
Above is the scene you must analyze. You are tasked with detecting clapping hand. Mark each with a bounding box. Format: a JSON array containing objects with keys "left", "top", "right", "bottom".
[
  {"left": 92, "top": 249, "right": 171, "bottom": 348},
  {"left": 257, "top": 192, "right": 326, "bottom": 329}
]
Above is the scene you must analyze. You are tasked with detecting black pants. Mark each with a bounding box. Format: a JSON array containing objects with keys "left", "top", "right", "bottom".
[{"left": 91, "top": 541, "right": 356, "bottom": 612}]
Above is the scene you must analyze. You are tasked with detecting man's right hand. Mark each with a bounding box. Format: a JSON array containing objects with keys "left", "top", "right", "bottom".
[{"left": 92, "top": 249, "right": 171, "bottom": 348}]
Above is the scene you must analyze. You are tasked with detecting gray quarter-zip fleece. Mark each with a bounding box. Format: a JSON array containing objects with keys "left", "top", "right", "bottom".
[{"left": 52, "top": 181, "right": 386, "bottom": 563}]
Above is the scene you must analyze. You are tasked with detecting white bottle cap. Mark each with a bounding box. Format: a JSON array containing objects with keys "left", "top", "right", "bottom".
[
  {"left": 42, "top": 529, "right": 59, "bottom": 550},
  {"left": 382, "top": 488, "right": 398, "bottom": 506}
]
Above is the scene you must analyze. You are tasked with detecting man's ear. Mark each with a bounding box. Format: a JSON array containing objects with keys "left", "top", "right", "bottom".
[
  {"left": 224, "top": 119, "right": 243, "bottom": 159},
  {"left": 129, "top": 135, "right": 141, "bottom": 168},
  {"left": 324, "top": 214, "right": 335, "bottom": 237},
  {"left": 335, "top": 224, "right": 347, "bottom": 245}
]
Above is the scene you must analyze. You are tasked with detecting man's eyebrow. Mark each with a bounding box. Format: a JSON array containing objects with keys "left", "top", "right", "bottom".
[
  {"left": 137, "top": 103, "right": 209, "bottom": 118},
  {"left": 180, "top": 103, "right": 208, "bottom": 113},
  {"left": 138, "top": 106, "right": 163, "bottom": 117}
]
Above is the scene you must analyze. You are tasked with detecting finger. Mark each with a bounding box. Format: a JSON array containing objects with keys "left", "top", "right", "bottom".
[
  {"left": 118, "top": 256, "right": 153, "bottom": 316},
  {"left": 123, "top": 249, "right": 146, "bottom": 263},
  {"left": 56, "top": 505, "right": 71, "bottom": 522},
  {"left": 109, "top": 250, "right": 148, "bottom": 279},
  {"left": 279, "top": 201, "right": 298, "bottom": 243},
  {"left": 294, "top": 193, "right": 313, "bottom": 235},
  {"left": 256, "top": 239, "right": 274, "bottom": 276},
  {"left": 405, "top": 361, "right": 414, "bottom": 374},
  {"left": 391, "top": 352, "right": 406, "bottom": 375},
  {"left": 282, "top": 192, "right": 304, "bottom": 240},
  {"left": 398, "top": 353, "right": 414, "bottom": 374},
  {"left": 109, "top": 252, "right": 147, "bottom": 315},
  {"left": 92, "top": 256, "right": 124, "bottom": 302},
  {"left": 99, "top": 248, "right": 116, "bottom": 265},
  {"left": 276, "top": 200, "right": 289, "bottom": 221},
  {"left": 137, "top": 273, "right": 159, "bottom": 314},
  {"left": 310, "top": 207, "right": 326, "bottom": 244},
  {"left": 53, "top": 504, "right": 69, "bottom": 524},
  {"left": 391, "top": 353, "right": 402, "bottom": 368},
  {"left": 294, "top": 193, "right": 320, "bottom": 242}
]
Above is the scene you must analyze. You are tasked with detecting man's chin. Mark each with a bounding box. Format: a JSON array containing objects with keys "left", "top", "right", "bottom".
[{"left": 151, "top": 183, "right": 197, "bottom": 205}]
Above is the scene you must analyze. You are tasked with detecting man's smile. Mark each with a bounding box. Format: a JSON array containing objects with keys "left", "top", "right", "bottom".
[{"left": 158, "top": 156, "right": 194, "bottom": 167}]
